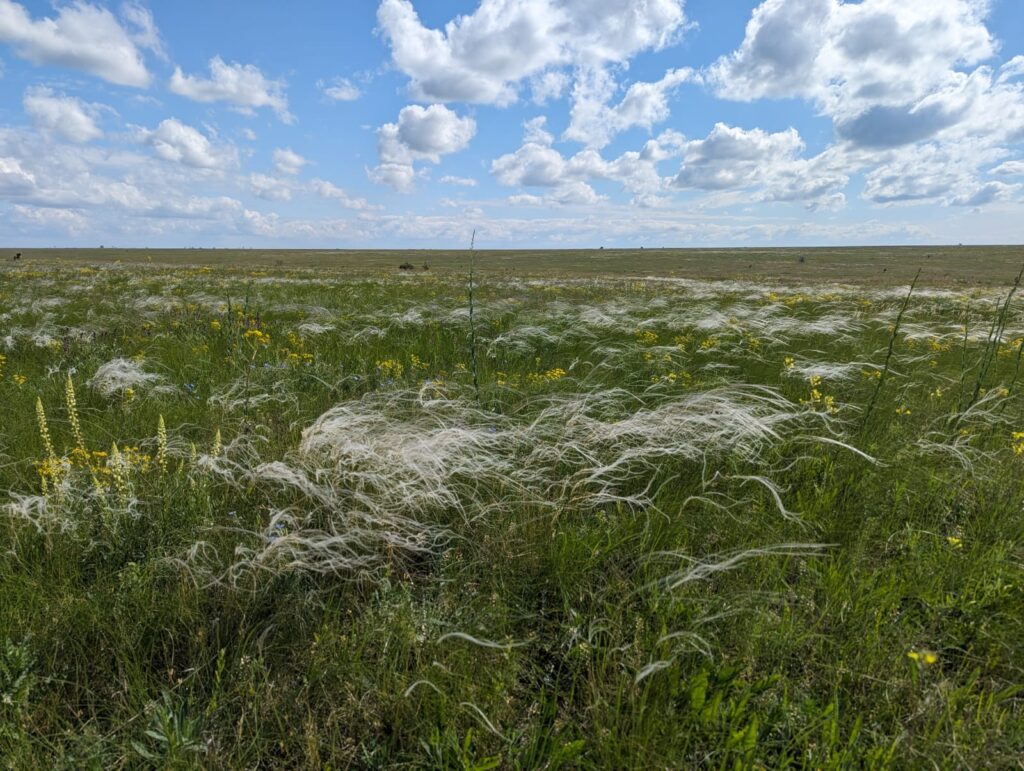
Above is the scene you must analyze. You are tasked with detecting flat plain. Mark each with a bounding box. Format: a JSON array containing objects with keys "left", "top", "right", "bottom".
[{"left": 1, "top": 247, "right": 1023, "bottom": 768}]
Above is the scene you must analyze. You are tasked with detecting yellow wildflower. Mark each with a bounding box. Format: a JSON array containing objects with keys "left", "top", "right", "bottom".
[{"left": 907, "top": 650, "right": 938, "bottom": 665}]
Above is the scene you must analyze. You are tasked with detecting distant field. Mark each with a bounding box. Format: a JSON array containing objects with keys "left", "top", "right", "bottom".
[
  {"left": 1, "top": 255, "right": 1023, "bottom": 766},
  {"left": 6, "top": 244, "right": 1024, "bottom": 285}
]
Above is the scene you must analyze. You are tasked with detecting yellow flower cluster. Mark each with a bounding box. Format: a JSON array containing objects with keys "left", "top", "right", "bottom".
[
  {"left": 801, "top": 375, "right": 838, "bottom": 414},
  {"left": 698, "top": 337, "right": 718, "bottom": 350},
  {"left": 376, "top": 359, "right": 405, "bottom": 378},
  {"left": 895, "top": 406, "right": 912, "bottom": 416},
  {"left": 635, "top": 329, "right": 658, "bottom": 346},
  {"left": 907, "top": 650, "right": 938, "bottom": 665},
  {"left": 783, "top": 356, "right": 795, "bottom": 370},
  {"left": 243, "top": 329, "right": 271, "bottom": 346},
  {"left": 650, "top": 371, "right": 693, "bottom": 386},
  {"left": 861, "top": 368, "right": 881, "bottom": 380},
  {"left": 527, "top": 367, "right": 567, "bottom": 384},
  {"left": 1013, "top": 431, "right": 1024, "bottom": 456},
  {"left": 409, "top": 353, "right": 429, "bottom": 371}
]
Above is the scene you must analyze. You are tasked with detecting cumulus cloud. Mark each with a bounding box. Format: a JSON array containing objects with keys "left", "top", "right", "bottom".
[
  {"left": 492, "top": 120, "right": 687, "bottom": 206},
  {"left": 121, "top": 1, "right": 166, "bottom": 61},
  {"left": 370, "top": 104, "right": 476, "bottom": 191},
  {"left": 272, "top": 147, "right": 308, "bottom": 176},
  {"left": 318, "top": 76, "right": 360, "bottom": 101},
  {"left": 13, "top": 203, "right": 87, "bottom": 232},
  {"left": 674, "top": 123, "right": 803, "bottom": 190},
  {"left": 493, "top": 118, "right": 847, "bottom": 210},
  {"left": 0, "top": 125, "right": 247, "bottom": 232},
  {"left": 170, "top": 56, "right": 292, "bottom": 122},
  {"left": 990, "top": 160, "right": 1024, "bottom": 177},
  {"left": 708, "top": 0, "right": 1007, "bottom": 149},
  {"left": 530, "top": 70, "right": 569, "bottom": 104},
  {"left": 138, "top": 118, "right": 237, "bottom": 170},
  {"left": 308, "top": 178, "right": 373, "bottom": 209},
  {"left": 439, "top": 175, "right": 477, "bottom": 187},
  {"left": 376, "top": 0, "right": 687, "bottom": 106},
  {"left": 0, "top": 154, "right": 35, "bottom": 194},
  {"left": 0, "top": 0, "right": 152, "bottom": 86},
  {"left": 248, "top": 173, "right": 293, "bottom": 201},
  {"left": 566, "top": 67, "right": 697, "bottom": 147},
  {"left": 861, "top": 142, "right": 1015, "bottom": 207},
  {"left": 673, "top": 123, "right": 848, "bottom": 210},
  {"left": 23, "top": 86, "right": 103, "bottom": 143}
]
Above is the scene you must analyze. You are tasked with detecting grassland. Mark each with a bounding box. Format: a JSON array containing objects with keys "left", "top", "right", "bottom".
[{"left": 1, "top": 248, "right": 1023, "bottom": 768}]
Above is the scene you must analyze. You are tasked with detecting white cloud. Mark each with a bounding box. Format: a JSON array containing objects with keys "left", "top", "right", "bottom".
[
  {"left": 675, "top": 123, "right": 803, "bottom": 190},
  {"left": 861, "top": 142, "right": 1014, "bottom": 206},
  {"left": 565, "top": 67, "right": 696, "bottom": 148},
  {"left": 709, "top": 0, "right": 1006, "bottom": 149},
  {"left": 439, "top": 175, "right": 477, "bottom": 187},
  {"left": 367, "top": 162, "right": 419, "bottom": 193},
  {"left": 673, "top": 123, "right": 848, "bottom": 210},
  {"left": 248, "top": 173, "right": 292, "bottom": 201},
  {"left": 0, "top": 155, "right": 35, "bottom": 194},
  {"left": 530, "top": 70, "right": 569, "bottom": 104},
  {"left": 121, "top": 1, "right": 166, "bottom": 61},
  {"left": 493, "top": 119, "right": 848, "bottom": 209},
  {"left": 370, "top": 104, "right": 476, "bottom": 191},
  {"left": 318, "top": 76, "right": 360, "bottom": 101},
  {"left": 23, "top": 86, "right": 103, "bottom": 143},
  {"left": 170, "top": 56, "right": 292, "bottom": 122},
  {"left": 13, "top": 203, "right": 87, "bottom": 232},
  {"left": 998, "top": 55, "right": 1024, "bottom": 84},
  {"left": 0, "top": 125, "right": 248, "bottom": 230},
  {"left": 522, "top": 115, "right": 554, "bottom": 145},
  {"left": 273, "top": 147, "right": 308, "bottom": 176},
  {"left": 990, "top": 160, "right": 1024, "bottom": 177},
  {"left": 308, "top": 178, "right": 373, "bottom": 209},
  {"left": 241, "top": 128, "right": 257, "bottom": 141},
  {"left": 492, "top": 122, "right": 685, "bottom": 206},
  {"left": 950, "top": 181, "right": 1017, "bottom": 207},
  {"left": 376, "top": 0, "right": 687, "bottom": 106},
  {"left": 0, "top": 0, "right": 152, "bottom": 86},
  {"left": 139, "top": 118, "right": 237, "bottom": 170}
]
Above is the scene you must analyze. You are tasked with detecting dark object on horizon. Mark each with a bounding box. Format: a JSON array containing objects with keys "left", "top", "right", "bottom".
[
  {"left": 798, "top": 255, "right": 806, "bottom": 263},
  {"left": 13, "top": 252, "right": 21, "bottom": 261},
  {"left": 422, "top": 263, "right": 429, "bottom": 271},
  {"left": 599, "top": 246, "right": 604, "bottom": 250},
  {"left": 883, "top": 267, "right": 887, "bottom": 272},
  {"left": 399, "top": 262, "right": 415, "bottom": 271}
]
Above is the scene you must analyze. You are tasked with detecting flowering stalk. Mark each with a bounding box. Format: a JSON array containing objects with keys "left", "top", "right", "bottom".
[{"left": 156, "top": 414, "right": 168, "bottom": 475}]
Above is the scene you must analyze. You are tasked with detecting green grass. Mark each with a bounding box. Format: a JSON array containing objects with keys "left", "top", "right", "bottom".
[{"left": 0, "top": 254, "right": 1022, "bottom": 768}]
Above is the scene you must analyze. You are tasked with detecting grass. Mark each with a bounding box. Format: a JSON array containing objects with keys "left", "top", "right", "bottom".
[{"left": 0, "top": 252, "right": 1023, "bottom": 767}]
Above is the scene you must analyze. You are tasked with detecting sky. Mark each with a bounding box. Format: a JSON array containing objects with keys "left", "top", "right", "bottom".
[{"left": 0, "top": 0, "right": 1022, "bottom": 249}]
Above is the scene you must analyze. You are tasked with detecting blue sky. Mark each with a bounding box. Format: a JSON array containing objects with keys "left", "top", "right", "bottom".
[{"left": 0, "top": 0, "right": 1022, "bottom": 248}]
